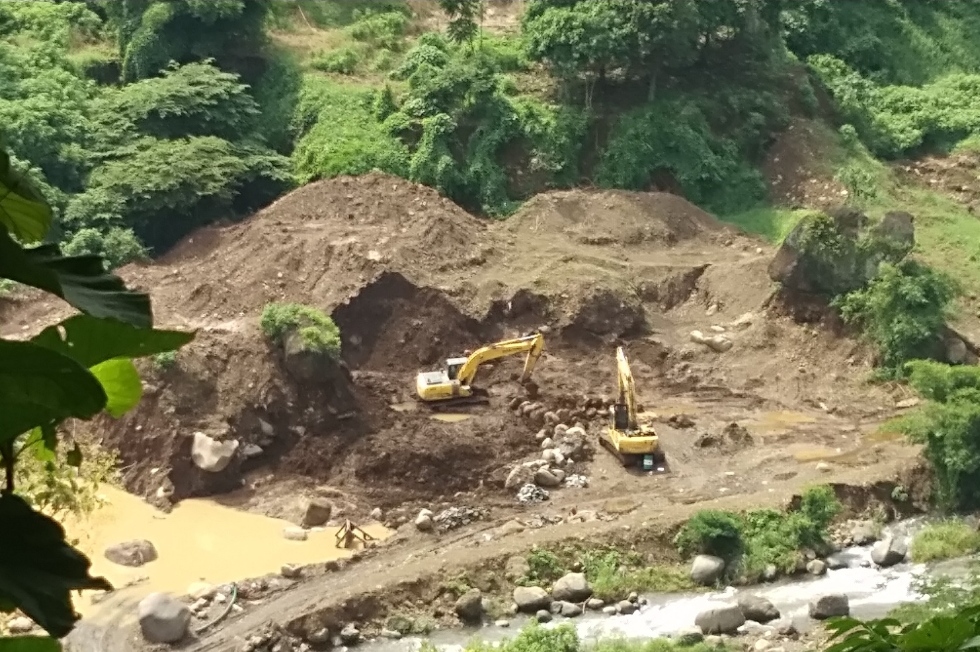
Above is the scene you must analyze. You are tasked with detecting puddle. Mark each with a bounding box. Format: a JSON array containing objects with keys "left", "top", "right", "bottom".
[
  {"left": 747, "top": 410, "right": 818, "bottom": 436},
  {"left": 64, "top": 486, "right": 390, "bottom": 615},
  {"left": 431, "top": 413, "right": 473, "bottom": 423}
]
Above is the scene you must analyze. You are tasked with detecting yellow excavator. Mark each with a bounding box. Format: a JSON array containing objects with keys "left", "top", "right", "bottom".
[
  {"left": 416, "top": 333, "right": 545, "bottom": 409},
  {"left": 599, "top": 346, "right": 665, "bottom": 470}
]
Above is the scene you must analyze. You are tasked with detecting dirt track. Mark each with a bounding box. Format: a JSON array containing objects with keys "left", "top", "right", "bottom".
[{"left": 1, "top": 172, "right": 927, "bottom": 648}]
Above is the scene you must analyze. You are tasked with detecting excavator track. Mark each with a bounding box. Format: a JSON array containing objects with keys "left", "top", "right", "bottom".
[
  {"left": 419, "top": 388, "right": 491, "bottom": 412},
  {"left": 598, "top": 431, "right": 665, "bottom": 469}
]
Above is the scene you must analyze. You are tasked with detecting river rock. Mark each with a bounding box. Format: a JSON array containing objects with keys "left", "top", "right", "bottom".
[
  {"left": 513, "top": 586, "right": 551, "bottom": 613},
  {"left": 190, "top": 431, "right": 239, "bottom": 473},
  {"left": 806, "top": 559, "right": 827, "bottom": 576},
  {"left": 283, "top": 526, "right": 308, "bottom": 541},
  {"left": 7, "top": 617, "right": 33, "bottom": 634},
  {"left": 455, "top": 588, "right": 484, "bottom": 623},
  {"left": 105, "top": 539, "right": 158, "bottom": 567},
  {"left": 809, "top": 594, "right": 850, "bottom": 619},
  {"left": 534, "top": 468, "right": 562, "bottom": 488},
  {"left": 496, "top": 619, "right": 510, "bottom": 627},
  {"left": 737, "top": 594, "right": 780, "bottom": 623},
  {"left": 280, "top": 564, "right": 302, "bottom": 579},
  {"left": 695, "top": 605, "right": 746, "bottom": 634},
  {"left": 535, "top": 609, "right": 552, "bottom": 623},
  {"left": 676, "top": 627, "right": 705, "bottom": 645},
  {"left": 602, "top": 605, "right": 618, "bottom": 615},
  {"left": 559, "top": 601, "right": 583, "bottom": 617},
  {"left": 551, "top": 572, "right": 592, "bottom": 602},
  {"left": 301, "top": 497, "right": 333, "bottom": 528},
  {"left": 850, "top": 520, "right": 879, "bottom": 545},
  {"left": 138, "top": 593, "right": 191, "bottom": 643},
  {"left": 691, "top": 554, "right": 726, "bottom": 585},
  {"left": 340, "top": 623, "right": 361, "bottom": 645},
  {"left": 871, "top": 535, "right": 907, "bottom": 567},
  {"left": 586, "top": 598, "right": 605, "bottom": 610},
  {"left": 617, "top": 600, "right": 637, "bottom": 615}
]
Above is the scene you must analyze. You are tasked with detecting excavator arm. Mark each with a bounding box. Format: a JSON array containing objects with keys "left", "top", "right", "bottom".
[
  {"left": 456, "top": 333, "right": 544, "bottom": 386},
  {"left": 615, "top": 346, "right": 639, "bottom": 431}
]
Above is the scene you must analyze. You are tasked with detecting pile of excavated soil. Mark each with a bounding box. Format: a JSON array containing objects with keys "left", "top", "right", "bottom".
[{"left": 762, "top": 118, "right": 847, "bottom": 210}]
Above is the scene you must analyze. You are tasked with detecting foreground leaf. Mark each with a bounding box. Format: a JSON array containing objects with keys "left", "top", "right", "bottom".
[
  {"left": 89, "top": 359, "right": 142, "bottom": 417},
  {"left": 0, "top": 638, "right": 61, "bottom": 652},
  {"left": 0, "top": 494, "right": 112, "bottom": 638},
  {"left": 0, "top": 227, "right": 151, "bottom": 328},
  {"left": 0, "top": 150, "right": 52, "bottom": 244},
  {"left": 31, "top": 314, "right": 194, "bottom": 368},
  {"left": 0, "top": 340, "right": 106, "bottom": 447}
]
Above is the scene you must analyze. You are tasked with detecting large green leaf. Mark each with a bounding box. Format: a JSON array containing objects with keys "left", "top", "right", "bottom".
[
  {"left": 89, "top": 359, "right": 142, "bottom": 417},
  {"left": 0, "top": 227, "right": 152, "bottom": 329},
  {"left": 0, "top": 150, "right": 52, "bottom": 244},
  {"left": 0, "top": 637, "right": 61, "bottom": 652},
  {"left": 0, "top": 340, "right": 107, "bottom": 447},
  {"left": 31, "top": 314, "right": 194, "bottom": 368},
  {"left": 0, "top": 494, "right": 112, "bottom": 639}
]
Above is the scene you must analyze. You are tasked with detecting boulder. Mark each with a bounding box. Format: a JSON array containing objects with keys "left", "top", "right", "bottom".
[
  {"left": 690, "top": 554, "right": 726, "bottom": 586},
  {"left": 535, "top": 609, "right": 553, "bottom": 623},
  {"left": 513, "top": 586, "right": 551, "bottom": 613},
  {"left": 585, "top": 598, "right": 605, "bottom": 610},
  {"left": 191, "top": 432, "right": 238, "bottom": 473},
  {"left": 695, "top": 605, "right": 746, "bottom": 634},
  {"left": 551, "top": 572, "right": 593, "bottom": 602},
  {"left": 339, "top": 623, "right": 361, "bottom": 645},
  {"left": 557, "top": 427, "right": 591, "bottom": 460},
  {"left": 455, "top": 588, "right": 484, "bottom": 624},
  {"left": 105, "top": 539, "right": 158, "bottom": 568},
  {"left": 558, "top": 601, "right": 583, "bottom": 618},
  {"left": 301, "top": 497, "right": 333, "bottom": 528},
  {"left": 871, "top": 535, "right": 907, "bottom": 568},
  {"left": 534, "top": 468, "right": 562, "bottom": 488},
  {"left": 737, "top": 594, "right": 780, "bottom": 624},
  {"left": 809, "top": 594, "right": 850, "bottom": 620},
  {"left": 617, "top": 600, "right": 637, "bottom": 615},
  {"left": 505, "top": 465, "right": 533, "bottom": 490},
  {"left": 806, "top": 559, "right": 828, "bottom": 576},
  {"left": 415, "top": 510, "right": 434, "bottom": 532},
  {"left": 690, "top": 331, "right": 734, "bottom": 353},
  {"left": 850, "top": 520, "right": 879, "bottom": 546},
  {"left": 138, "top": 593, "right": 190, "bottom": 644}
]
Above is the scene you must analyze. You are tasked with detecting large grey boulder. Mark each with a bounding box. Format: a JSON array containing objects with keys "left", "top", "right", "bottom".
[
  {"left": 301, "top": 497, "right": 333, "bottom": 528},
  {"left": 513, "top": 586, "right": 551, "bottom": 613},
  {"left": 690, "top": 555, "right": 726, "bottom": 586},
  {"left": 455, "top": 588, "right": 484, "bottom": 623},
  {"left": 105, "top": 539, "right": 158, "bottom": 567},
  {"left": 695, "top": 605, "right": 746, "bottom": 634},
  {"left": 809, "top": 594, "right": 850, "bottom": 620},
  {"left": 737, "top": 594, "right": 780, "bottom": 624},
  {"left": 551, "top": 572, "right": 592, "bottom": 602},
  {"left": 191, "top": 431, "right": 238, "bottom": 473},
  {"left": 558, "top": 601, "right": 583, "bottom": 617},
  {"left": 871, "top": 535, "right": 907, "bottom": 568},
  {"left": 138, "top": 593, "right": 190, "bottom": 643},
  {"left": 556, "top": 427, "right": 592, "bottom": 461}
]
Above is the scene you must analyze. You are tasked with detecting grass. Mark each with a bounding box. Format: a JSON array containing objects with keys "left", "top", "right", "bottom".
[
  {"left": 910, "top": 521, "right": 980, "bottom": 562},
  {"left": 589, "top": 565, "right": 695, "bottom": 601},
  {"left": 720, "top": 206, "right": 820, "bottom": 243}
]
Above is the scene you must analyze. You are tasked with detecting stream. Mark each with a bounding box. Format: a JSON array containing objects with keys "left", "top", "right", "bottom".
[{"left": 366, "top": 519, "right": 972, "bottom": 652}]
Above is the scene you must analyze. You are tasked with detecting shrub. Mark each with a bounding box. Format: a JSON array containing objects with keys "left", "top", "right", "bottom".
[
  {"left": 151, "top": 350, "right": 178, "bottom": 371},
  {"left": 910, "top": 521, "right": 980, "bottom": 562},
  {"left": 310, "top": 45, "right": 369, "bottom": 75},
  {"left": 260, "top": 303, "right": 341, "bottom": 358},
  {"left": 523, "top": 548, "right": 563, "bottom": 585},
  {"left": 61, "top": 227, "right": 148, "bottom": 270},
  {"left": 674, "top": 510, "right": 745, "bottom": 561}
]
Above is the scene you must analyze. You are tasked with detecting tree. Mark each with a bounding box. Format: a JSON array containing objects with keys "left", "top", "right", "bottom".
[
  {"left": 0, "top": 141, "right": 194, "bottom": 647},
  {"left": 437, "top": 0, "right": 485, "bottom": 46}
]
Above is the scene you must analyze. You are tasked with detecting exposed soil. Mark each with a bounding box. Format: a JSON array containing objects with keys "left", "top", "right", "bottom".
[
  {"left": 762, "top": 118, "right": 848, "bottom": 210},
  {"left": 897, "top": 152, "right": 980, "bottom": 215}
]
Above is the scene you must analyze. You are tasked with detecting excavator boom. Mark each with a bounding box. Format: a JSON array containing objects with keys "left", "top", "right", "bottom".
[{"left": 416, "top": 333, "right": 545, "bottom": 406}]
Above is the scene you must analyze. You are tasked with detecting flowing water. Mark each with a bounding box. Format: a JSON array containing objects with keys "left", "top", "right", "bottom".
[{"left": 66, "top": 486, "right": 390, "bottom": 616}]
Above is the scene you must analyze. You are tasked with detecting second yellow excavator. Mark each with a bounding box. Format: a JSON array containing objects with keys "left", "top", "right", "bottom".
[
  {"left": 599, "top": 346, "right": 665, "bottom": 470},
  {"left": 416, "top": 332, "right": 545, "bottom": 409}
]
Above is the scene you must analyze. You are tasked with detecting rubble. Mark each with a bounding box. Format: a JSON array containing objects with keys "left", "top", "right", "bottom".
[
  {"left": 516, "top": 484, "right": 550, "bottom": 504},
  {"left": 433, "top": 506, "right": 488, "bottom": 531}
]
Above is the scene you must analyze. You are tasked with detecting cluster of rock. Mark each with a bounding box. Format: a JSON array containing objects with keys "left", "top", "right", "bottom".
[
  {"left": 688, "top": 312, "right": 755, "bottom": 355},
  {"left": 413, "top": 505, "right": 488, "bottom": 532},
  {"left": 503, "top": 407, "right": 594, "bottom": 500}
]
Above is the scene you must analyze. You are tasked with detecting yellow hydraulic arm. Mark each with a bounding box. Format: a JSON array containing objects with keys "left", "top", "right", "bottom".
[
  {"left": 615, "top": 346, "right": 640, "bottom": 431},
  {"left": 456, "top": 333, "right": 544, "bottom": 387}
]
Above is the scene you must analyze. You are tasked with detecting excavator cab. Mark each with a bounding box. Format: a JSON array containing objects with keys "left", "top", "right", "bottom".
[
  {"left": 612, "top": 403, "right": 630, "bottom": 431},
  {"left": 445, "top": 358, "right": 467, "bottom": 381}
]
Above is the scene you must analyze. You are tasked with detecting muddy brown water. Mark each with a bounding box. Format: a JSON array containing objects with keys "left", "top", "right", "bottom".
[{"left": 66, "top": 486, "right": 391, "bottom": 616}]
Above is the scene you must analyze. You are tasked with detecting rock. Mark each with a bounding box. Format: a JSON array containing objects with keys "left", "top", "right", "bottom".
[
  {"left": 517, "top": 484, "right": 550, "bottom": 504},
  {"left": 506, "top": 465, "right": 533, "bottom": 490},
  {"left": 534, "top": 468, "right": 562, "bottom": 488},
  {"left": 370, "top": 507, "right": 383, "bottom": 521},
  {"left": 676, "top": 627, "right": 705, "bottom": 646},
  {"left": 191, "top": 431, "right": 239, "bottom": 473},
  {"left": 385, "top": 615, "right": 413, "bottom": 635},
  {"left": 505, "top": 556, "right": 531, "bottom": 581},
  {"left": 552, "top": 468, "right": 567, "bottom": 482},
  {"left": 513, "top": 586, "right": 551, "bottom": 613},
  {"left": 340, "top": 623, "right": 361, "bottom": 645},
  {"left": 557, "top": 426, "right": 591, "bottom": 460},
  {"left": 551, "top": 572, "right": 593, "bottom": 602},
  {"left": 806, "top": 559, "right": 827, "bottom": 576},
  {"left": 535, "top": 609, "right": 553, "bottom": 623},
  {"left": 455, "top": 588, "right": 484, "bottom": 623},
  {"left": 602, "top": 605, "right": 618, "bottom": 615},
  {"left": 871, "top": 535, "right": 907, "bottom": 567},
  {"left": 826, "top": 555, "right": 848, "bottom": 570},
  {"left": 778, "top": 623, "right": 800, "bottom": 639},
  {"left": 762, "top": 564, "right": 778, "bottom": 582},
  {"left": 105, "top": 539, "right": 158, "bottom": 567},
  {"left": 737, "top": 595, "right": 780, "bottom": 624},
  {"left": 541, "top": 437, "right": 555, "bottom": 450},
  {"left": 242, "top": 444, "right": 264, "bottom": 459},
  {"left": 586, "top": 598, "right": 605, "bottom": 610},
  {"left": 850, "top": 520, "right": 879, "bottom": 545},
  {"left": 187, "top": 581, "right": 214, "bottom": 600},
  {"left": 816, "top": 461, "right": 832, "bottom": 472},
  {"left": 496, "top": 619, "right": 511, "bottom": 627},
  {"left": 283, "top": 526, "right": 308, "bottom": 541},
  {"left": 559, "top": 602, "right": 583, "bottom": 618},
  {"left": 690, "top": 331, "right": 734, "bottom": 353},
  {"left": 138, "top": 593, "right": 191, "bottom": 644},
  {"left": 617, "top": 600, "right": 637, "bottom": 615},
  {"left": 280, "top": 564, "right": 302, "bottom": 579},
  {"left": 7, "top": 617, "right": 33, "bottom": 634},
  {"left": 415, "top": 511, "right": 435, "bottom": 532},
  {"left": 754, "top": 640, "right": 772, "bottom": 651},
  {"left": 380, "top": 629, "right": 402, "bottom": 639},
  {"left": 301, "top": 497, "right": 333, "bottom": 528},
  {"left": 695, "top": 605, "right": 746, "bottom": 634},
  {"left": 691, "top": 554, "right": 726, "bottom": 586},
  {"left": 809, "top": 594, "right": 850, "bottom": 619},
  {"left": 628, "top": 591, "right": 639, "bottom": 603}
]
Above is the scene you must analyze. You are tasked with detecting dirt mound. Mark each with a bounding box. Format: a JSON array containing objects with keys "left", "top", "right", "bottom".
[
  {"left": 762, "top": 118, "right": 847, "bottom": 210},
  {"left": 505, "top": 188, "right": 729, "bottom": 246}
]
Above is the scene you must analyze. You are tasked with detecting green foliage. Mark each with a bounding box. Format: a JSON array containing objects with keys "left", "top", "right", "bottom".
[
  {"left": 910, "top": 521, "right": 980, "bottom": 563},
  {"left": 151, "top": 350, "right": 178, "bottom": 371},
  {"left": 836, "top": 261, "right": 958, "bottom": 374},
  {"left": 576, "top": 549, "right": 693, "bottom": 600},
  {"left": 523, "top": 548, "right": 563, "bottom": 585},
  {"left": 310, "top": 45, "right": 368, "bottom": 75},
  {"left": 0, "top": 139, "right": 193, "bottom": 641},
  {"left": 260, "top": 303, "right": 341, "bottom": 358},
  {"left": 824, "top": 603, "right": 980, "bottom": 652},
  {"left": 674, "top": 487, "right": 841, "bottom": 581},
  {"left": 62, "top": 227, "right": 147, "bottom": 270},
  {"left": 899, "top": 361, "right": 980, "bottom": 512},
  {"left": 891, "top": 562, "right": 980, "bottom": 623},
  {"left": 437, "top": 0, "right": 484, "bottom": 46}
]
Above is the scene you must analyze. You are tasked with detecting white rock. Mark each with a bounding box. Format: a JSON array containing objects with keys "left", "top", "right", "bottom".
[
  {"left": 138, "top": 593, "right": 191, "bottom": 643},
  {"left": 191, "top": 432, "right": 239, "bottom": 473},
  {"left": 283, "top": 526, "right": 308, "bottom": 541}
]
